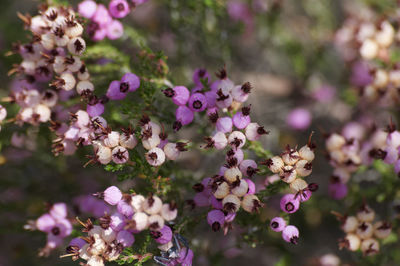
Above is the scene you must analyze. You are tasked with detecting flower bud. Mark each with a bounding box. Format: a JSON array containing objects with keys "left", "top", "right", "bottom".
[
  {"left": 222, "top": 194, "right": 241, "bottom": 213},
  {"left": 357, "top": 205, "right": 375, "bottom": 222},
  {"left": 280, "top": 194, "right": 300, "bottom": 214},
  {"left": 207, "top": 210, "right": 225, "bottom": 232},
  {"left": 224, "top": 167, "right": 242, "bottom": 183},
  {"left": 356, "top": 222, "right": 374, "bottom": 239},
  {"left": 112, "top": 146, "right": 129, "bottom": 164},
  {"left": 360, "top": 39, "right": 378, "bottom": 60},
  {"left": 143, "top": 194, "right": 162, "bottom": 214},
  {"left": 373, "top": 221, "right": 392, "bottom": 239},
  {"left": 360, "top": 238, "right": 379, "bottom": 256},
  {"left": 130, "top": 195, "right": 145, "bottom": 212},
  {"left": 282, "top": 225, "right": 299, "bottom": 244},
  {"left": 241, "top": 194, "right": 261, "bottom": 213},
  {"left": 341, "top": 216, "right": 358, "bottom": 233},
  {"left": 326, "top": 133, "right": 346, "bottom": 151},
  {"left": 212, "top": 181, "right": 229, "bottom": 199},
  {"left": 131, "top": 212, "right": 149, "bottom": 231},
  {"left": 117, "top": 230, "right": 135, "bottom": 247},
  {"left": 67, "top": 37, "right": 86, "bottom": 56},
  {"left": 266, "top": 156, "right": 284, "bottom": 174},
  {"left": 340, "top": 233, "right": 360, "bottom": 251},
  {"left": 120, "top": 133, "right": 137, "bottom": 149},
  {"left": 103, "top": 186, "right": 122, "bottom": 205},
  {"left": 281, "top": 165, "right": 297, "bottom": 183},
  {"left": 282, "top": 148, "right": 300, "bottom": 166},
  {"left": 289, "top": 178, "right": 308, "bottom": 192},
  {"left": 228, "top": 131, "right": 246, "bottom": 149},
  {"left": 298, "top": 145, "right": 315, "bottom": 162},
  {"left": 295, "top": 160, "right": 312, "bottom": 177},
  {"left": 160, "top": 203, "right": 178, "bottom": 221},
  {"left": 148, "top": 214, "right": 164, "bottom": 231},
  {"left": 145, "top": 147, "right": 165, "bottom": 166},
  {"left": 101, "top": 227, "right": 117, "bottom": 243},
  {"left": 151, "top": 225, "right": 172, "bottom": 244},
  {"left": 270, "top": 217, "right": 286, "bottom": 232},
  {"left": 231, "top": 178, "right": 249, "bottom": 197}
]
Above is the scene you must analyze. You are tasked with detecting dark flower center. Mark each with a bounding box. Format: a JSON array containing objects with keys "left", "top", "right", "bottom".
[
  {"left": 212, "top": 222, "right": 221, "bottom": 232},
  {"left": 271, "top": 222, "right": 279, "bottom": 228},
  {"left": 117, "top": 3, "right": 125, "bottom": 11},
  {"left": 51, "top": 226, "right": 60, "bottom": 235},
  {"left": 285, "top": 202, "right": 294, "bottom": 212},
  {"left": 120, "top": 82, "right": 129, "bottom": 92},
  {"left": 193, "top": 100, "right": 202, "bottom": 109},
  {"left": 163, "top": 88, "right": 175, "bottom": 97}
]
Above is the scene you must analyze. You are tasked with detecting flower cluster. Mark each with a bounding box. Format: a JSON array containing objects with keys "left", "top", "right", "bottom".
[
  {"left": 335, "top": 9, "right": 400, "bottom": 106},
  {"left": 165, "top": 68, "right": 262, "bottom": 134},
  {"left": 180, "top": 71, "right": 271, "bottom": 232},
  {"left": 8, "top": 5, "right": 90, "bottom": 125},
  {"left": 324, "top": 121, "right": 399, "bottom": 199},
  {"left": 335, "top": 10, "right": 397, "bottom": 62},
  {"left": 269, "top": 217, "right": 300, "bottom": 244},
  {"left": 334, "top": 204, "right": 392, "bottom": 256},
  {"left": 265, "top": 138, "right": 318, "bottom": 207},
  {"left": 52, "top": 104, "right": 187, "bottom": 166},
  {"left": 78, "top": 0, "right": 148, "bottom": 41},
  {"left": 63, "top": 186, "right": 178, "bottom": 265},
  {"left": 24, "top": 203, "right": 72, "bottom": 256}
]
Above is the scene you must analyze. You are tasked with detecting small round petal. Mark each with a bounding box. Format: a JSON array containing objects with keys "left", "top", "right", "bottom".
[
  {"left": 121, "top": 72, "right": 140, "bottom": 92},
  {"left": 69, "top": 237, "right": 86, "bottom": 249},
  {"left": 50, "top": 203, "right": 68, "bottom": 220},
  {"left": 92, "top": 4, "right": 113, "bottom": 26},
  {"left": 188, "top": 93, "right": 207, "bottom": 112},
  {"left": 107, "top": 80, "right": 126, "bottom": 100},
  {"left": 109, "top": 0, "right": 130, "bottom": 18},
  {"left": 282, "top": 225, "right": 299, "bottom": 244},
  {"left": 117, "top": 200, "right": 134, "bottom": 217},
  {"left": 152, "top": 225, "right": 173, "bottom": 244},
  {"left": 107, "top": 20, "right": 124, "bottom": 40},
  {"left": 232, "top": 112, "right": 250, "bottom": 129},
  {"left": 36, "top": 214, "right": 56, "bottom": 232},
  {"left": 286, "top": 108, "right": 311, "bottom": 130},
  {"left": 280, "top": 194, "right": 300, "bottom": 214},
  {"left": 270, "top": 217, "right": 286, "bottom": 232},
  {"left": 145, "top": 147, "right": 166, "bottom": 166},
  {"left": 192, "top": 68, "right": 210, "bottom": 86},
  {"left": 117, "top": 230, "right": 135, "bottom": 247},
  {"left": 110, "top": 212, "right": 126, "bottom": 231},
  {"left": 78, "top": 0, "right": 98, "bottom": 18},
  {"left": 170, "top": 86, "right": 190, "bottom": 106},
  {"left": 175, "top": 106, "right": 194, "bottom": 128},
  {"left": 328, "top": 182, "right": 348, "bottom": 200},
  {"left": 216, "top": 117, "right": 233, "bottom": 133},
  {"left": 87, "top": 103, "right": 105, "bottom": 117},
  {"left": 207, "top": 210, "right": 225, "bottom": 231},
  {"left": 104, "top": 186, "right": 122, "bottom": 205}
]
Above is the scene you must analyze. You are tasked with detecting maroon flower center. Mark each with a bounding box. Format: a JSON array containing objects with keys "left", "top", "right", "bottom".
[
  {"left": 163, "top": 88, "right": 175, "bottom": 97},
  {"left": 212, "top": 222, "right": 221, "bottom": 232},
  {"left": 120, "top": 82, "right": 129, "bottom": 92},
  {"left": 51, "top": 226, "right": 60, "bottom": 235},
  {"left": 193, "top": 100, "right": 202, "bottom": 109},
  {"left": 285, "top": 202, "right": 294, "bottom": 212},
  {"left": 271, "top": 222, "right": 279, "bottom": 229},
  {"left": 117, "top": 3, "right": 125, "bottom": 11}
]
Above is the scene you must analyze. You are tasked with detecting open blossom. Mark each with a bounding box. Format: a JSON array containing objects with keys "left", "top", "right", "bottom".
[
  {"left": 78, "top": 0, "right": 147, "bottom": 41},
  {"left": 7, "top": 5, "right": 94, "bottom": 127},
  {"left": 334, "top": 204, "right": 392, "bottom": 256},
  {"left": 25, "top": 203, "right": 72, "bottom": 256}
]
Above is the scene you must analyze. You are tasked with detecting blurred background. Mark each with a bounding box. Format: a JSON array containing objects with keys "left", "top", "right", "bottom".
[{"left": 0, "top": 0, "right": 399, "bottom": 265}]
